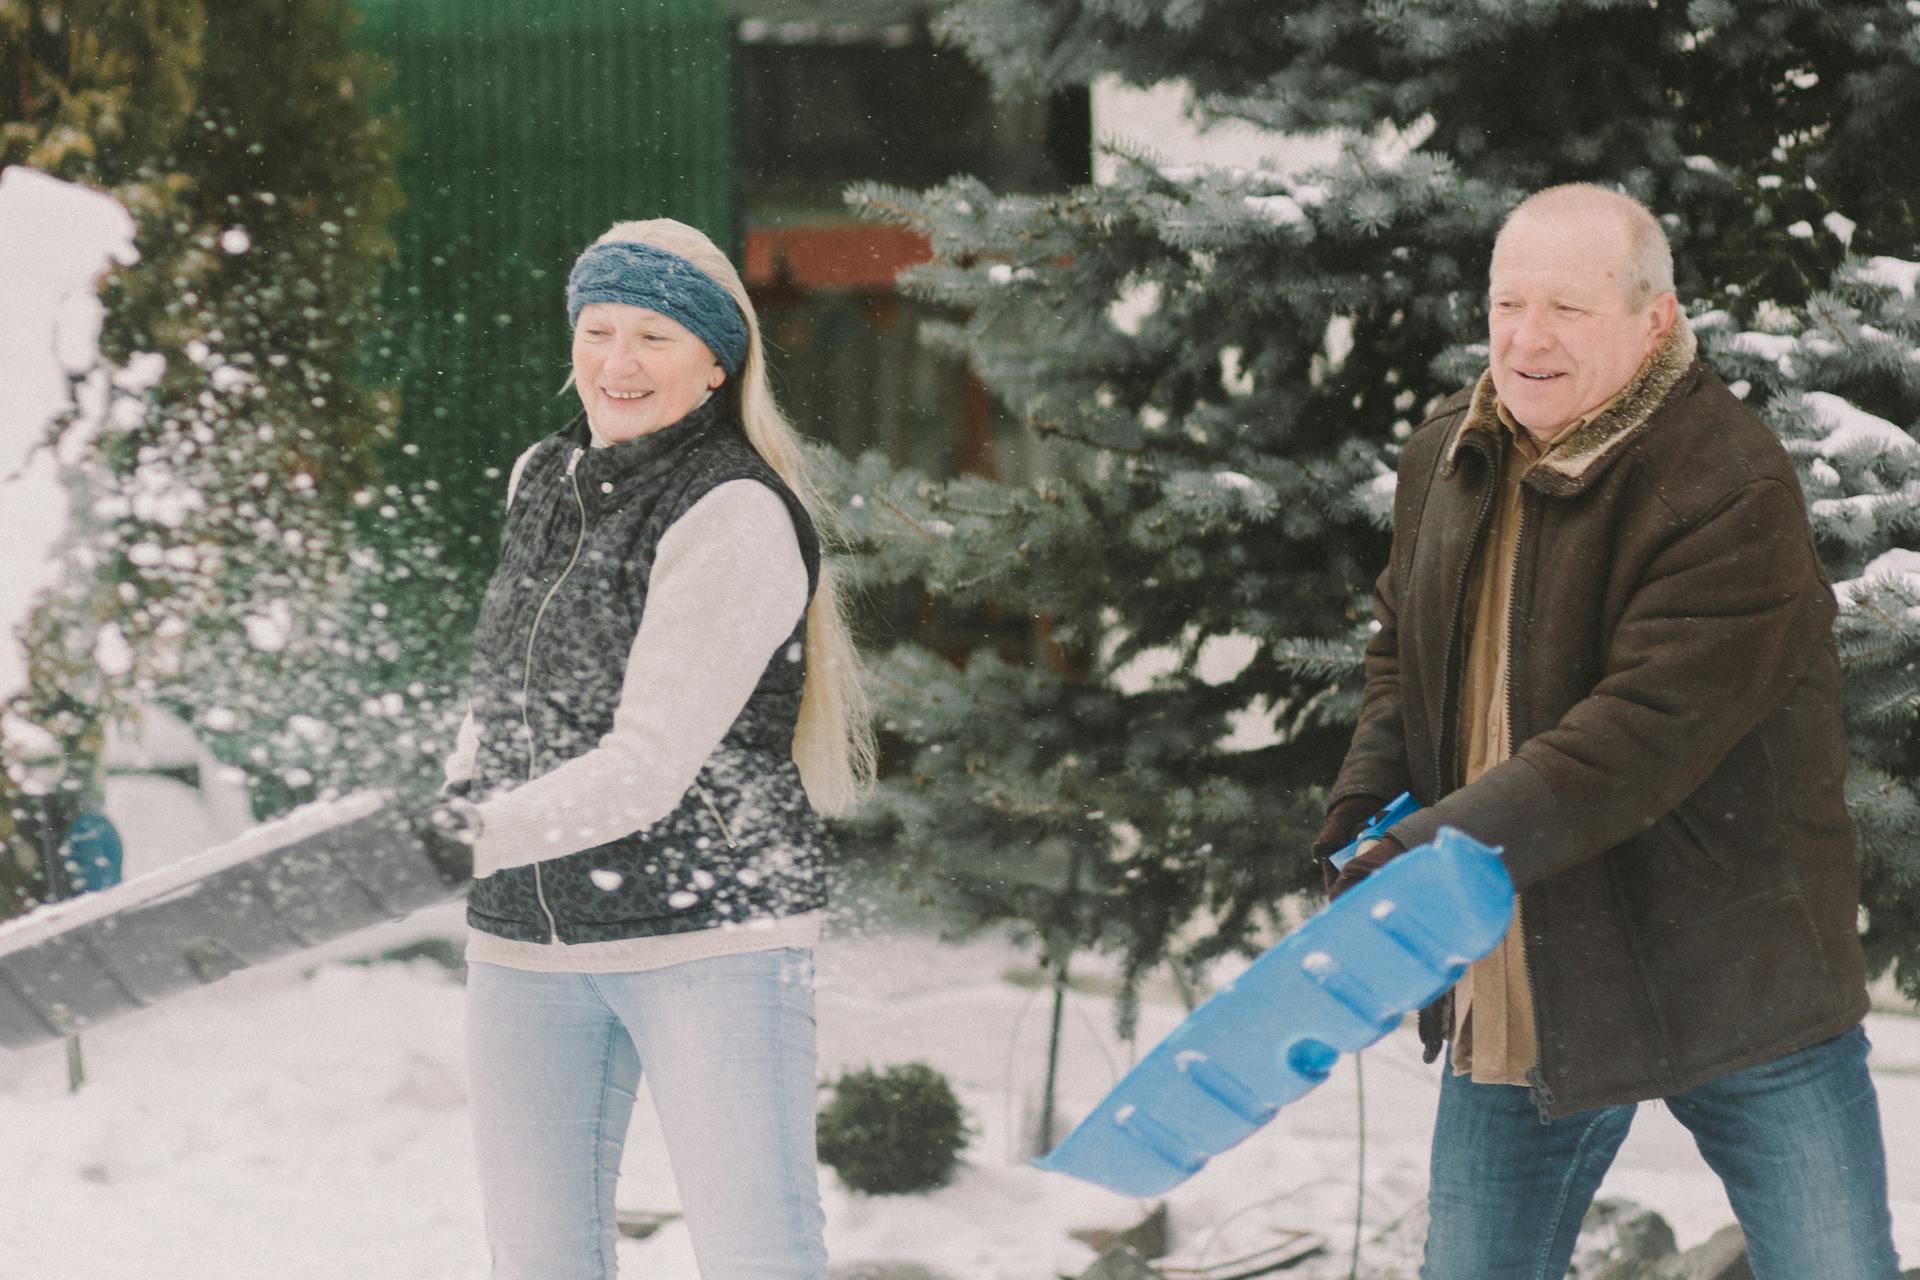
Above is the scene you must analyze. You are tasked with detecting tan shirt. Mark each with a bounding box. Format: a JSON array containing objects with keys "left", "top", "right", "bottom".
[
  {"left": 1449, "top": 412, "right": 1542, "bottom": 1084},
  {"left": 1450, "top": 392, "right": 1630, "bottom": 1082}
]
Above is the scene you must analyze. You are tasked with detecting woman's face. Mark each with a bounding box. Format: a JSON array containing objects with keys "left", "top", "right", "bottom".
[{"left": 572, "top": 301, "right": 726, "bottom": 443}]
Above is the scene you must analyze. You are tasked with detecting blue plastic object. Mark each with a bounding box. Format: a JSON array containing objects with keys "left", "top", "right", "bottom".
[
  {"left": 1033, "top": 825, "right": 1513, "bottom": 1196},
  {"left": 61, "top": 810, "right": 123, "bottom": 894},
  {"left": 1327, "top": 791, "right": 1420, "bottom": 871}
]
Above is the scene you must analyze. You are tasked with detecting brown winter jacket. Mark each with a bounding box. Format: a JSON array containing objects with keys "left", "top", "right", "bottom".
[{"left": 1332, "top": 323, "right": 1870, "bottom": 1117}]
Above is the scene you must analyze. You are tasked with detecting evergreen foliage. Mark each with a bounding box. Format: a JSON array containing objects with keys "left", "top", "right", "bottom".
[
  {"left": 1697, "top": 254, "right": 1920, "bottom": 996},
  {"left": 816, "top": 1062, "right": 971, "bottom": 1194},
  {"left": 0, "top": 1, "right": 454, "bottom": 917},
  {"left": 845, "top": 0, "right": 1920, "bottom": 1012}
]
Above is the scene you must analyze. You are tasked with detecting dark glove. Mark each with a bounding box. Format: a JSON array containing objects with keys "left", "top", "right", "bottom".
[
  {"left": 1312, "top": 794, "right": 1385, "bottom": 893},
  {"left": 414, "top": 799, "right": 481, "bottom": 885},
  {"left": 1329, "top": 833, "right": 1406, "bottom": 900}
]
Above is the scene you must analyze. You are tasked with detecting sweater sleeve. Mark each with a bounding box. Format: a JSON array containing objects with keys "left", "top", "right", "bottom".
[
  {"left": 467, "top": 480, "right": 809, "bottom": 877},
  {"left": 504, "top": 441, "right": 539, "bottom": 508}
]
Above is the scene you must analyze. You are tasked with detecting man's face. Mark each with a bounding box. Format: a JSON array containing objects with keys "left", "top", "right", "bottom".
[{"left": 1488, "top": 212, "right": 1675, "bottom": 442}]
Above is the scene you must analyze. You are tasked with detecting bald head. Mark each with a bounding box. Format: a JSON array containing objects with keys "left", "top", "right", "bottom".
[{"left": 1496, "top": 184, "right": 1675, "bottom": 309}]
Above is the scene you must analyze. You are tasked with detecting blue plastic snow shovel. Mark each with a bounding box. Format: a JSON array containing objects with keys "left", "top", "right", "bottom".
[{"left": 1032, "top": 823, "right": 1513, "bottom": 1197}]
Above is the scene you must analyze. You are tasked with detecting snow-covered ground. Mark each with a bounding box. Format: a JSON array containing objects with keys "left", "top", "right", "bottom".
[{"left": 1, "top": 886, "right": 1915, "bottom": 1280}]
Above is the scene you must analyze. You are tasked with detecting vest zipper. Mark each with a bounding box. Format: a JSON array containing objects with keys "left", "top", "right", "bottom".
[
  {"left": 694, "top": 782, "right": 738, "bottom": 848},
  {"left": 518, "top": 445, "right": 587, "bottom": 944}
]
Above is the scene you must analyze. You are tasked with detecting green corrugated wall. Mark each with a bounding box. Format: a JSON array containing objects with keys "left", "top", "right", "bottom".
[{"left": 353, "top": 0, "right": 733, "bottom": 567}]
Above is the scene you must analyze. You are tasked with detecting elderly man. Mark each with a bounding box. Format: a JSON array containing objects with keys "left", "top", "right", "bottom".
[{"left": 1317, "top": 185, "right": 1902, "bottom": 1279}]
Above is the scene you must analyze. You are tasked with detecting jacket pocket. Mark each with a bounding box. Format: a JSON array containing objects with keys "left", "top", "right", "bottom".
[
  {"left": 1620, "top": 799, "right": 1791, "bottom": 938},
  {"left": 1665, "top": 806, "right": 1731, "bottom": 876},
  {"left": 1659, "top": 731, "right": 1780, "bottom": 880},
  {"left": 1639, "top": 888, "right": 1833, "bottom": 1077}
]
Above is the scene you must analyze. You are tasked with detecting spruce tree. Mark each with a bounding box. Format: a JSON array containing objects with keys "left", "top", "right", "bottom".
[
  {"left": 844, "top": 0, "right": 1920, "bottom": 1016},
  {"left": 0, "top": 0, "right": 435, "bottom": 916},
  {"left": 1700, "top": 250, "right": 1920, "bottom": 996}
]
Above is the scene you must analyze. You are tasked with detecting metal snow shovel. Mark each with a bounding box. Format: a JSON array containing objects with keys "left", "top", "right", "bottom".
[
  {"left": 0, "top": 792, "right": 468, "bottom": 1052},
  {"left": 1032, "top": 823, "right": 1514, "bottom": 1197}
]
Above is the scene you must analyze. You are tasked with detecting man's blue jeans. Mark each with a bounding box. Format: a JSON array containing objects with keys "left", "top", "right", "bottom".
[
  {"left": 1422, "top": 1024, "right": 1902, "bottom": 1280},
  {"left": 465, "top": 949, "right": 827, "bottom": 1280}
]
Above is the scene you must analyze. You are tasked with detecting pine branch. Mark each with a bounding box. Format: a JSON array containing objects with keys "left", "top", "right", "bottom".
[{"left": 873, "top": 494, "right": 943, "bottom": 541}]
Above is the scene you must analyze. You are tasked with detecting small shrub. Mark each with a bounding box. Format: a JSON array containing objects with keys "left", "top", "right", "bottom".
[{"left": 816, "top": 1062, "right": 970, "bottom": 1194}]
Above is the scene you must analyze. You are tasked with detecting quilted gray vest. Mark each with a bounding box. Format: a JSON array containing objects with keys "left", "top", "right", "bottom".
[{"left": 463, "top": 398, "right": 829, "bottom": 944}]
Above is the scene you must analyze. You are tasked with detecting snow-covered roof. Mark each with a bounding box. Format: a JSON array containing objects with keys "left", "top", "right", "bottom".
[
  {"left": 102, "top": 705, "right": 216, "bottom": 773},
  {"left": 0, "top": 167, "right": 137, "bottom": 706}
]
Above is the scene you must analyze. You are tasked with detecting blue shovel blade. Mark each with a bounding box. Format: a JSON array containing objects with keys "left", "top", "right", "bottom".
[{"left": 1032, "top": 826, "right": 1514, "bottom": 1197}]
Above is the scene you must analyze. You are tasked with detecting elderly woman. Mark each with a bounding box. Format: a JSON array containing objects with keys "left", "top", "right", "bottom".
[{"left": 437, "top": 218, "right": 872, "bottom": 1280}]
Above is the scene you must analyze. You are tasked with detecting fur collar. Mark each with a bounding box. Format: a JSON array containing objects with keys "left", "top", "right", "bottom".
[{"left": 1444, "top": 319, "right": 1699, "bottom": 496}]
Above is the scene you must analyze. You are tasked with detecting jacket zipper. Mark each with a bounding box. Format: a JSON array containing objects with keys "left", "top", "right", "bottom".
[
  {"left": 518, "top": 445, "right": 587, "bottom": 944},
  {"left": 1419, "top": 437, "right": 1501, "bottom": 1067},
  {"left": 1433, "top": 445, "right": 1503, "bottom": 795},
  {"left": 694, "top": 782, "right": 738, "bottom": 848},
  {"left": 1525, "top": 1065, "right": 1557, "bottom": 1123}
]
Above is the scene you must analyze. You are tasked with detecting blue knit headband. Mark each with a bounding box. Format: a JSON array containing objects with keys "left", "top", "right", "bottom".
[{"left": 565, "top": 240, "right": 750, "bottom": 375}]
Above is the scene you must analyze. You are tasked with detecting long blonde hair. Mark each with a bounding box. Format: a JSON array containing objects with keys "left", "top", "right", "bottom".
[{"left": 593, "top": 219, "right": 876, "bottom": 815}]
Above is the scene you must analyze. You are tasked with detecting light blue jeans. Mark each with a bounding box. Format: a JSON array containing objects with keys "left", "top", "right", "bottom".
[
  {"left": 1422, "top": 1025, "right": 1902, "bottom": 1279},
  {"left": 465, "top": 949, "right": 827, "bottom": 1280}
]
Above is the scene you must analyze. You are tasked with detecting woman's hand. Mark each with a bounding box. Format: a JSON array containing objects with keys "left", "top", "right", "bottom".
[{"left": 416, "top": 798, "right": 483, "bottom": 884}]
